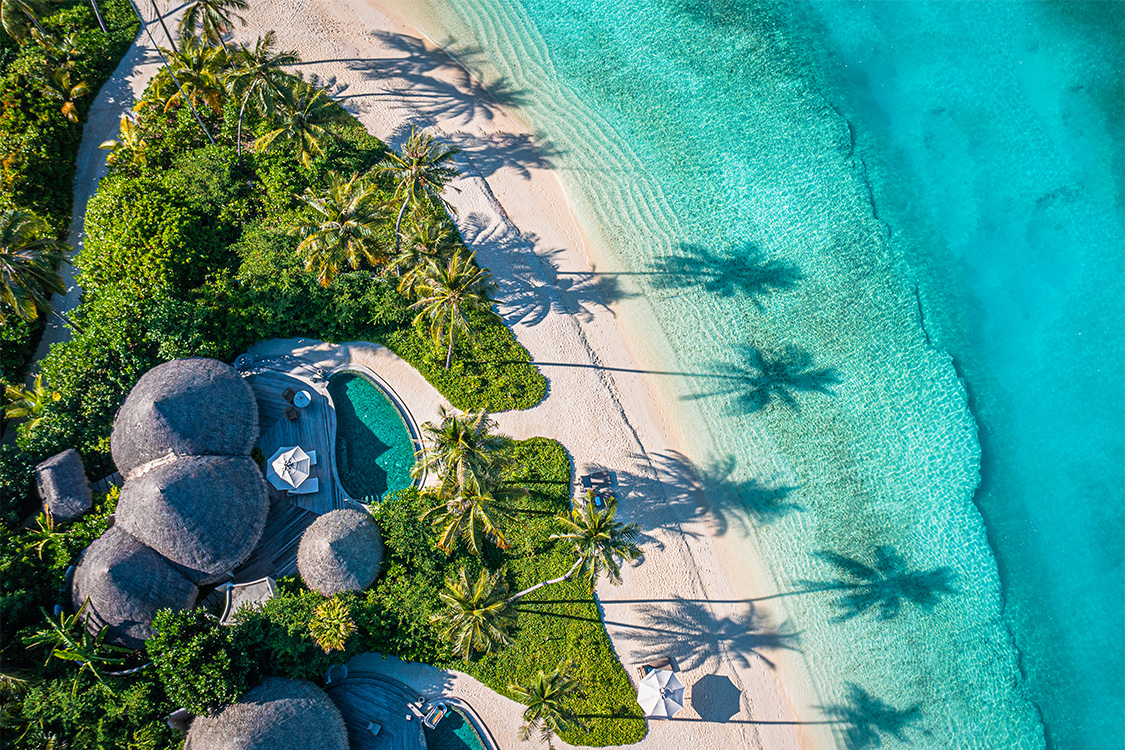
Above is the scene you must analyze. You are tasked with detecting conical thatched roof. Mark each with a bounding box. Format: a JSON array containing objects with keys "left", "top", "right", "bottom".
[
  {"left": 71, "top": 526, "right": 198, "bottom": 649},
  {"left": 185, "top": 678, "right": 349, "bottom": 750},
  {"left": 36, "top": 449, "right": 92, "bottom": 523},
  {"left": 297, "top": 509, "right": 384, "bottom": 596},
  {"left": 116, "top": 455, "right": 269, "bottom": 585},
  {"left": 111, "top": 358, "right": 258, "bottom": 476}
]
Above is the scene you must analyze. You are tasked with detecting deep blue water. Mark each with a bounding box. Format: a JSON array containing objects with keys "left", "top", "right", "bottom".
[{"left": 412, "top": 1, "right": 1124, "bottom": 747}]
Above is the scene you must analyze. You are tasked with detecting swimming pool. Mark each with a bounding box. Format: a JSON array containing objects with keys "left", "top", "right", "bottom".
[
  {"left": 327, "top": 371, "right": 416, "bottom": 503},
  {"left": 423, "top": 706, "right": 487, "bottom": 750}
]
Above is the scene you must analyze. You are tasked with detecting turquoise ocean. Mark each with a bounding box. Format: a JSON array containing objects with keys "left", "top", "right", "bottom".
[{"left": 404, "top": 1, "right": 1124, "bottom": 748}]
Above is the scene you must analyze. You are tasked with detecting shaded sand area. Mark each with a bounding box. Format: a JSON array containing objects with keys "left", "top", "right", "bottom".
[{"left": 53, "top": 1, "right": 838, "bottom": 747}]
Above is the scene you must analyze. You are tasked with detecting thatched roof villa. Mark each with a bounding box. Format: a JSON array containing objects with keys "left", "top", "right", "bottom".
[
  {"left": 111, "top": 357, "right": 258, "bottom": 476},
  {"left": 185, "top": 678, "right": 349, "bottom": 750},
  {"left": 71, "top": 526, "right": 198, "bottom": 649},
  {"left": 117, "top": 455, "right": 269, "bottom": 585},
  {"left": 297, "top": 509, "right": 384, "bottom": 596},
  {"left": 73, "top": 357, "right": 268, "bottom": 647}
]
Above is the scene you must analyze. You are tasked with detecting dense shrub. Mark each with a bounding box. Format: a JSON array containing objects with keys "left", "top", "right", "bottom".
[{"left": 148, "top": 608, "right": 254, "bottom": 714}]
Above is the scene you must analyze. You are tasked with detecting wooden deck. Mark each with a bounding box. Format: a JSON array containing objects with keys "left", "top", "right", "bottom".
[
  {"left": 243, "top": 359, "right": 349, "bottom": 515},
  {"left": 326, "top": 671, "right": 427, "bottom": 750}
]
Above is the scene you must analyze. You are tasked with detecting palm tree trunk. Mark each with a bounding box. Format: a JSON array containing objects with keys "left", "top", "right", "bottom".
[
  {"left": 236, "top": 89, "right": 252, "bottom": 160},
  {"left": 394, "top": 196, "right": 408, "bottom": 252},
  {"left": 507, "top": 557, "right": 583, "bottom": 604},
  {"left": 89, "top": 0, "right": 107, "bottom": 32},
  {"left": 147, "top": 0, "right": 175, "bottom": 47},
  {"left": 444, "top": 328, "right": 454, "bottom": 370}
]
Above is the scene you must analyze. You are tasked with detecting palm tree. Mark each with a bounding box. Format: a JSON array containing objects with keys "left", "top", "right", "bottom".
[
  {"left": 376, "top": 126, "right": 460, "bottom": 251},
  {"left": 178, "top": 0, "right": 247, "bottom": 52},
  {"left": 256, "top": 80, "right": 349, "bottom": 169},
  {"left": 390, "top": 217, "right": 460, "bottom": 298},
  {"left": 0, "top": 0, "right": 46, "bottom": 43},
  {"left": 158, "top": 35, "right": 229, "bottom": 115},
  {"left": 5, "top": 374, "right": 60, "bottom": 431},
  {"left": 510, "top": 659, "right": 585, "bottom": 749},
  {"left": 422, "top": 482, "right": 524, "bottom": 555},
  {"left": 308, "top": 597, "right": 356, "bottom": 653},
  {"left": 38, "top": 68, "right": 89, "bottom": 123},
  {"left": 224, "top": 31, "right": 300, "bottom": 158},
  {"left": 412, "top": 407, "right": 512, "bottom": 502},
  {"left": 431, "top": 568, "right": 515, "bottom": 659},
  {"left": 23, "top": 604, "right": 132, "bottom": 683},
  {"left": 549, "top": 497, "right": 642, "bottom": 587},
  {"left": 411, "top": 250, "right": 497, "bottom": 370},
  {"left": 0, "top": 209, "right": 67, "bottom": 324},
  {"left": 99, "top": 113, "right": 148, "bottom": 168},
  {"left": 292, "top": 172, "right": 386, "bottom": 287},
  {"left": 23, "top": 512, "right": 64, "bottom": 560},
  {"left": 507, "top": 498, "right": 641, "bottom": 602}
]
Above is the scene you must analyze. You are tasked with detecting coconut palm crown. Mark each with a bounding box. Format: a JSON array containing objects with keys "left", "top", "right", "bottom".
[
  {"left": 0, "top": 209, "right": 67, "bottom": 324},
  {"left": 510, "top": 659, "right": 585, "bottom": 749},
  {"left": 256, "top": 80, "right": 349, "bottom": 169},
  {"left": 431, "top": 567, "right": 515, "bottom": 659},
  {"left": 411, "top": 250, "right": 497, "bottom": 370},
  {"left": 376, "top": 126, "right": 461, "bottom": 250},
  {"left": 178, "top": 0, "right": 248, "bottom": 52},
  {"left": 225, "top": 31, "right": 300, "bottom": 157},
  {"left": 412, "top": 407, "right": 512, "bottom": 500},
  {"left": 550, "top": 497, "right": 642, "bottom": 586},
  {"left": 293, "top": 172, "right": 386, "bottom": 286}
]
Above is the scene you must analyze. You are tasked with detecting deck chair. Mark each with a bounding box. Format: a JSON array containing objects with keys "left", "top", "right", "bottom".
[
  {"left": 289, "top": 477, "right": 319, "bottom": 495},
  {"left": 306, "top": 450, "right": 317, "bottom": 466}
]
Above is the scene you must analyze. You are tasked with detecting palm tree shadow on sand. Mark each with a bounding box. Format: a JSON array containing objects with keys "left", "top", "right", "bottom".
[
  {"left": 649, "top": 242, "right": 802, "bottom": 306},
  {"left": 690, "top": 344, "right": 840, "bottom": 413},
  {"left": 798, "top": 546, "right": 957, "bottom": 623},
  {"left": 819, "top": 683, "right": 924, "bottom": 749}
]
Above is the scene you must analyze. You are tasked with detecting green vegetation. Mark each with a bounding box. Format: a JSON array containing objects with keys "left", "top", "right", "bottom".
[
  {"left": 512, "top": 659, "right": 585, "bottom": 749},
  {"left": 0, "top": 0, "right": 138, "bottom": 393}
]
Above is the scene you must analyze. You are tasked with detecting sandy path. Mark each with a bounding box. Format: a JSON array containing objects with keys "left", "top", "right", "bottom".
[
  {"left": 31, "top": 28, "right": 163, "bottom": 364},
  {"left": 50, "top": 2, "right": 834, "bottom": 748}
]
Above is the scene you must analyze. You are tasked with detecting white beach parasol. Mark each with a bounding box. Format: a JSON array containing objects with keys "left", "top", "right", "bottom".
[
  {"left": 636, "top": 668, "right": 685, "bottom": 719},
  {"left": 269, "top": 446, "right": 310, "bottom": 489}
]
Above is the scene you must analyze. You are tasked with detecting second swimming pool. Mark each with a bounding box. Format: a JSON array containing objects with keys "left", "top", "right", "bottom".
[{"left": 327, "top": 371, "right": 416, "bottom": 503}]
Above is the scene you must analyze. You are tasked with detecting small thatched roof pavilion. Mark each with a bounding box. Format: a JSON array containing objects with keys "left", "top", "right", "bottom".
[
  {"left": 35, "top": 449, "right": 91, "bottom": 523},
  {"left": 297, "top": 509, "right": 384, "bottom": 596},
  {"left": 71, "top": 526, "right": 198, "bottom": 649},
  {"left": 185, "top": 678, "right": 349, "bottom": 750},
  {"left": 111, "top": 358, "right": 258, "bottom": 476},
  {"left": 116, "top": 455, "right": 269, "bottom": 585}
]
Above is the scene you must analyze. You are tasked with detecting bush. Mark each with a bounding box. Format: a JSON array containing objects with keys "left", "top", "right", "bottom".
[{"left": 147, "top": 608, "right": 254, "bottom": 714}]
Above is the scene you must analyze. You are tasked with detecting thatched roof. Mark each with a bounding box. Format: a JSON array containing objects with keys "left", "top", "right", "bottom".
[
  {"left": 185, "top": 678, "right": 349, "bottom": 750},
  {"left": 71, "top": 526, "right": 198, "bottom": 649},
  {"left": 116, "top": 456, "right": 269, "bottom": 585},
  {"left": 35, "top": 449, "right": 91, "bottom": 523},
  {"left": 297, "top": 509, "right": 384, "bottom": 596},
  {"left": 111, "top": 358, "right": 258, "bottom": 476}
]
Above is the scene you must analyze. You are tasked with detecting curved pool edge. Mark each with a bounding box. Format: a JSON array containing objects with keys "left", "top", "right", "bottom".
[
  {"left": 428, "top": 697, "right": 499, "bottom": 750},
  {"left": 327, "top": 362, "right": 427, "bottom": 502}
]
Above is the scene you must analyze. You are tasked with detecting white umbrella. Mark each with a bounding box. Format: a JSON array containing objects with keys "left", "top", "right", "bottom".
[
  {"left": 270, "top": 446, "right": 310, "bottom": 489},
  {"left": 637, "top": 668, "right": 685, "bottom": 719}
]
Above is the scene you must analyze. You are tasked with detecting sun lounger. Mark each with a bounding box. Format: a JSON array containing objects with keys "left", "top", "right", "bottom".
[
  {"left": 306, "top": 450, "right": 317, "bottom": 466},
  {"left": 637, "top": 657, "right": 673, "bottom": 678},
  {"left": 580, "top": 470, "right": 613, "bottom": 489},
  {"left": 288, "top": 477, "right": 319, "bottom": 495}
]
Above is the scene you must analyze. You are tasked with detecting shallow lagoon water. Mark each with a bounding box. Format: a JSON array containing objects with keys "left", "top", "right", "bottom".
[{"left": 406, "top": 1, "right": 1123, "bottom": 747}]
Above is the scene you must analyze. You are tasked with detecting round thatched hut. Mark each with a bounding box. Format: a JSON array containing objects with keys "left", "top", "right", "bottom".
[
  {"left": 297, "top": 509, "right": 384, "bottom": 596},
  {"left": 116, "top": 455, "right": 269, "bottom": 584},
  {"left": 71, "top": 526, "right": 198, "bottom": 649},
  {"left": 35, "top": 448, "right": 92, "bottom": 523},
  {"left": 111, "top": 358, "right": 258, "bottom": 476},
  {"left": 185, "top": 678, "right": 349, "bottom": 750}
]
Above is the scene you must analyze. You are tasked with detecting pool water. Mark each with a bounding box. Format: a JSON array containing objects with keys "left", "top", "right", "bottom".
[
  {"left": 327, "top": 372, "right": 416, "bottom": 503},
  {"left": 423, "top": 708, "right": 486, "bottom": 750}
]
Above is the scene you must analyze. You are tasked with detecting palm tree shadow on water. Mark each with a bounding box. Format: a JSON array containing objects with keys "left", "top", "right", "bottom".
[
  {"left": 819, "top": 684, "right": 924, "bottom": 749},
  {"left": 648, "top": 242, "right": 802, "bottom": 307},
  {"left": 797, "top": 546, "right": 957, "bottom": 623},
  {"left": 689, "top": 344, "right": 840, "bottom": 414}
]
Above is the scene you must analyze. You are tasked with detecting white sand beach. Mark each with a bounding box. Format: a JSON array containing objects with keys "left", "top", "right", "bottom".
[{"left": 59, "top": 1, "right": 838, "bottom": 747}]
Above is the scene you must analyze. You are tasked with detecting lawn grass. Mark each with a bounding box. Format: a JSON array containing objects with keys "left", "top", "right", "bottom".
[{"left": 462, "top": 438, "right": 648, "bottom": 746}]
